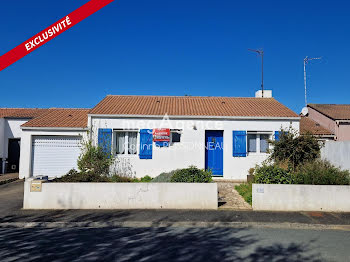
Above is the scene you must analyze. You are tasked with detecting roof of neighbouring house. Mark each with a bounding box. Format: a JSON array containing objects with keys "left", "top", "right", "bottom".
[
  {"left": 89, "top": 95, "right": 298, "bottom": 118},
  {"left": 308, "top": 104, "right": 350, "bottom": 120},
  {"left": 300, "top": 116, "right": 334, "bottom": 136},
  {"left": 0, "top": 108, "right": 48, "bottom": 118},
  {"left": 21, "top": 108, "right": 90, "bottom": 128}
]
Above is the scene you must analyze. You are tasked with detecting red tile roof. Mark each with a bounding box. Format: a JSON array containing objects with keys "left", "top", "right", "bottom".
[
  {"left": 308, "top": 104, "right": 350, "bottom": 120},
  {"left": 300, "top": 116, "right": 334, "bottom": 136},
  {"left": 0, "top": 108, "right": 48, "bottom": 118},
  {"left": 22, "top": 108, "right": 89, "bottom": 128},
  {"left": 90, "top": 95, "right": 298, "bottom": 118}
]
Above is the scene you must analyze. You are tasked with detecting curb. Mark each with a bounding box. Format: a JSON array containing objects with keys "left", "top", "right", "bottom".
[{"left": 0, "top": 221, "right": 349, "bottom": 231}]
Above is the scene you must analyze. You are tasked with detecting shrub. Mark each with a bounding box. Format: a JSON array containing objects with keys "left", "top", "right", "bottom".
[
  {"left": 77, "top": 140, "right": 113, "bottom": 177},
  {"left": 53, "top": 169, "right": 111, "bottom": 182},
  {"left": 254, "top": 164, "right": 294, "bottom": 184},
  {"left": 294, "top": 160, "right": 350, "bottom": 185},
  {"left": 140, "top": 175, "right": 152, "bottom": 182},
  {"left": 151, "top": 170, "right": 179, "bottom": 182},
  {"left": 109, "top": 174, "right": 135, "bottom": 183},
  {"left": 235, "top": 183, "right": 252, "bottom": 205},
  {"left": 269, "top": 129, "right": 321, "bottom": 169},
  {"left": 170, "top": 166, "right": 212, "bottom": 183}
]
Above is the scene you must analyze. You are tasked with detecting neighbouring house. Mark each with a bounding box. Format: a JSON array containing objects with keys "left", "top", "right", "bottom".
[
  {"left": 300, "top": 116, "right": 335, "bottom": 141},
  {"left": 19, "top": 91, "right": 299, "bottom": 181},
  {"left": 0, "top": 108, "right": 47, "bottom": 174},
  {"left": 307, "top": 104, "right": 350, "bottom": 141}
]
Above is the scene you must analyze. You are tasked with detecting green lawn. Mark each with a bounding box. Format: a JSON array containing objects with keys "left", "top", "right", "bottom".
[{"left": 234, "top": 183, "right": 252, "bottom": 205}]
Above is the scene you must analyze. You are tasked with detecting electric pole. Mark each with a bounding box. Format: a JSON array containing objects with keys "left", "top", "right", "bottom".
[
  {"left": 249, "top": 48, "right": 264, "bottom": 97},
  {"left": 304, "top": 56, "right": 321, "bottom": 106}
]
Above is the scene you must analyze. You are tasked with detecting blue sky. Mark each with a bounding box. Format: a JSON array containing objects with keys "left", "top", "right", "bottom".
[{"left": 1, "top": 0, "right": 349, "bottom": 113}]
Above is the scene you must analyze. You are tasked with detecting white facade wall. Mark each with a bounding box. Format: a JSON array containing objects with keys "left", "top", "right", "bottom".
[
  {"left": 19, "top": 129, "right": 87, "bottom": 179},
  {"left": 91, "top": 116, "right": 299, "bottom": 180}
]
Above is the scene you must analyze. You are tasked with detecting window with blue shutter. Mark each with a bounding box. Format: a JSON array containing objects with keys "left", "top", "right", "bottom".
[
  {"left": 233, "top": 131, "right": 247, "bottom": 157},
  {"left": 139, "top": 129, "right": 153, "bottom": 159},
  {"left": 274, "top": 131, "right": 280, "bottom": 141},
  {"left": 98, "top": 128, "right": 112, "bottom": 155}
]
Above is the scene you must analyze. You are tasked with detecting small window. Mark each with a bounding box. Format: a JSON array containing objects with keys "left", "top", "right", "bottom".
[
  {"left": 114, "top": 131, "right": 138, "bottom": 155},
  {"left": 171, "top": 131, "right": 181, "bottom": 143},
  {"left": 260, "top": 134, "right": 269, "bottom": 153},
  {"left": 247, "top": 134, "right": 257, "bottom": 153}
]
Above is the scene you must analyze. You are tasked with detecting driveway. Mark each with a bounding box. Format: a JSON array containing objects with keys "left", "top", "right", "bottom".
[{"left": 0, "top": 180, "right": 23, "bottom": 215}]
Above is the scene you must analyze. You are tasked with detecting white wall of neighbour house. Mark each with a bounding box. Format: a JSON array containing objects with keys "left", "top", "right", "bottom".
[
  {"left": 0, "top": 118, "right": 5, "bottom": 159},
  {"left": 19, "top": 129, "right": 87, "bottom": 179},
  {"left": 91, "top": 116, "right": 299, "bottom": 180}
]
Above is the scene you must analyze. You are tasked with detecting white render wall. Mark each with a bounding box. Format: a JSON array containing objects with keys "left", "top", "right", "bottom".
[
  {"left": 91, "top": 116, "right": 299, "bottom": 180},
  {"left": 23, "top": 179, "right": 218, "bottom": 210},
  {"left": 321, "top": 141, "right": 350, "bottom": 171},
  {"left": 19, "top": 129, "right": 87, "bottom": 179},
  {"left": 0, "top": 118, "right": 4, "bottom": 159},
  {"left": 253, "top": 184, "right": 350, "bottom": 212}
]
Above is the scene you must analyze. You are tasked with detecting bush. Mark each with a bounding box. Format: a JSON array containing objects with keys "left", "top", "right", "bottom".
[
  {"left": 294, "top": 160, "right": 350, "bottom": 185},
  {"left": 77, "top": 140, "right": 113, "bottom": 176},
  {"left": 140, "top": 175, "right": 152, "bottom": 182},
  {"left": 269, "top": 129, "right": 321, "bottom": 169},
  {"left": 235, "top": 183, "right": 252, "bottom": 205},
  {"left": 170, "top": 166, "right": 212, "bottom": 183},
  {"left": 151, "top": 170, "right": 179, "bottom": 182},
  {"left": 254, "top": 164, "right": 294, "bottom": 184},
  {"left": 109, "top": 174, "right": 136, "bottom": 183},
  {"left": 53, "top": 169, "right": 111, "bottom": 182}
]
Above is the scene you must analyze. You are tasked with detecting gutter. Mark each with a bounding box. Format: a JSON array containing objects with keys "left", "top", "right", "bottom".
[
  {"left": 21, "top": 126, "right": 88, "bottom": 131},
  {"left": 88, "top": 114, "right": 300, "bottom": 121}
]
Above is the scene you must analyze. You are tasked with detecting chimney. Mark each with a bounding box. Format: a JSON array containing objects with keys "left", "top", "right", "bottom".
[{"left": 255, "top": 90, "right": 272, "bottom": 98}]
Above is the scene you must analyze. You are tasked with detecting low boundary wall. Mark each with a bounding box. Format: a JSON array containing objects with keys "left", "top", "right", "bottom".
[
  {"left": 23, "top": 179, "right": 218, "bottom": 210},
  {"left": 252, "top": 184, "right": 350, "bottom": 212}
]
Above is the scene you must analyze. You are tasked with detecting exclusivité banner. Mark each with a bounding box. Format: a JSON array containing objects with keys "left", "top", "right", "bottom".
[{"left": 0, "top": 0, "right": 114, "bottom": 71}]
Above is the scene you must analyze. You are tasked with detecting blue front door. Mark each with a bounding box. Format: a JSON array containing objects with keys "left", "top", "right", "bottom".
[{"left": 205, "top": 130, "right": 223, "bottom": 176}]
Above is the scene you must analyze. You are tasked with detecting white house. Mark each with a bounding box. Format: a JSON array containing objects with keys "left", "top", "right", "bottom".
[
  {"left": 19, "top": 92, "right": 299, "bottom": 181},
  {"left": 0, "top": 108, "right": 47, "bottom": 174}
]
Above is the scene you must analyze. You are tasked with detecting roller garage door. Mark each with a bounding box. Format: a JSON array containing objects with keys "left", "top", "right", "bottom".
[{"left": 31, "top": 136, "right": 82, "bottom": 177}]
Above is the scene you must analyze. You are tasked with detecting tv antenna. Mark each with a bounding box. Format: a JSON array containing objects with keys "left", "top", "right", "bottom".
[
  {"left": 249, "top": 48, "right": 264, "bottom": 97},
  {"left": 304, "top": 56, "right": 321, "bottom": 106}
]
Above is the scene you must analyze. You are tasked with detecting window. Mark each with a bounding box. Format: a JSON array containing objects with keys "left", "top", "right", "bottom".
[
  {"left": 114, "top": 131, "right": 138, "bottom": 155},
  {"left": 247, "top": 134, "right": 257, "bottom": 153},
  {"left": 171, "top": 130, "right": 181, "bottom": 143},
  {"left": 247, "top": 133, "right": 271, "bottom": 154},
  {"left": 260, "top": 134, "right": 269, "bottom": 153}
]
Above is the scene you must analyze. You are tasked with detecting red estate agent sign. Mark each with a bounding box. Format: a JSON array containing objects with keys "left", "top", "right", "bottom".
[
  {"left": 153, "top": 128, "right": 170, "bottom": 142},
  {"left": 0, "top": 0, "right": 114, "bottom": 71}
]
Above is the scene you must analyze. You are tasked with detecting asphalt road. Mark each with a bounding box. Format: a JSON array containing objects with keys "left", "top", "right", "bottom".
[{"left": 0, "top": 226, "right": 349, "bottom": 261}]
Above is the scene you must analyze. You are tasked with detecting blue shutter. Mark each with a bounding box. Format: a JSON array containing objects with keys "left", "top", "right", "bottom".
[
  {"left": 233, "top": 131, "right": 247, "bottom": 157},
  {"left": 274, "top": 131, "right": 280, "bottom": 141},
  {"left": 139, "top": 129, "right": 153, "bottom": 159},
  {"left": 98, "top": 128, "right": 112, "bottom": 155}
]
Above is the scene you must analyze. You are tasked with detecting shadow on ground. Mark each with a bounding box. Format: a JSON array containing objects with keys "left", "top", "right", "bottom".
[{"left": 0, "top": 226, "right": 324, "bottom": 261}]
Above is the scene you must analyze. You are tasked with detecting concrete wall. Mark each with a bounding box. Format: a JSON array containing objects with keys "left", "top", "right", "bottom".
[
  {"left": 0, "top": 118, "right": 4, "bottom": 159},
  {"left": 338, "top": 123, "right": 350, "bottom": 141},
  {"left": 252, "top": 184, "right": 350, "bottom": 212},
  {"left": 91, "top": 116, "right": 299, "bottom": 180},
  {"left": 19, "top": 129, "right": 87, "bottom": 179},
  {"left": 321, "top": 140, "right": 350, "bottom": 171},
  {"left": 23, "top": 179, "right": 218, "bottom": 210}
]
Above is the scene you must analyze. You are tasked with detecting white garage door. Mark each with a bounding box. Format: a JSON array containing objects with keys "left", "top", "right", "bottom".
[{"left": 31, "top": 136, "right": 82, "bottom": 177}]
